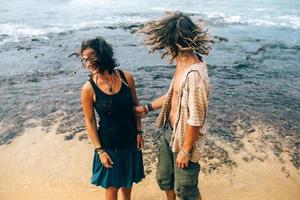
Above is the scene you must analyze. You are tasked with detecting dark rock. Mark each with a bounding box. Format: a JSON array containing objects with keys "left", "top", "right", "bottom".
[
  {"left": 105, "top": 26, "right": 118, "bottom": 30},
  {"left": 64, "top": 134, "right": 74, "bottom": 140},
  {"left": 78, "top": 133, "right": 88, "bottom": 141},
  {"left": 214, "top": 36, "right": 229, "bottom": 42},
  {"left": 242, "top": 156, "right": 250, "bottom": 162},
  {"left": 246, "top": 128, "right": 255, "bottom": 133}
]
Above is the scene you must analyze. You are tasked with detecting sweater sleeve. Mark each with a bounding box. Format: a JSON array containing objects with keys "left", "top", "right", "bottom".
[{"left": 186, "top": 71, "right": 209, "bottom": 127}]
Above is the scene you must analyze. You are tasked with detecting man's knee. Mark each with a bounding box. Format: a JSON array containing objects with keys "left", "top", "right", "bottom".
[
  {"left": 156, "top": 173, "right": 174, "bottom": 191},
  {"left": 174, "top": 162, "right": 201, "bottom": 200}
]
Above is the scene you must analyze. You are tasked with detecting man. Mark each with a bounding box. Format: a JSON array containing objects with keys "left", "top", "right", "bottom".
[{"left": 136, "top": 11, "right": 212, "bottom": 200}]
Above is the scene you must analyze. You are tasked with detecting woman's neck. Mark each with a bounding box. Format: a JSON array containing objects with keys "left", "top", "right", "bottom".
[
  {"left": 92, "top": 69, "right": 110, "bottom": 77},
  {"left": 93, "top": 70, "right": 115, "bottom": 84}
]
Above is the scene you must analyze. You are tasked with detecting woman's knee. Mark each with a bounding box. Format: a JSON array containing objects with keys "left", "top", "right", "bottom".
[
  {"left": 106, "top": 186, "right": 119, "bottom": 193},
  {"left": 120, "top": 187, "right": 132, "bottom": 193},
  {"left": 120, "top": 187, "right": 132, "bottom": 200}
]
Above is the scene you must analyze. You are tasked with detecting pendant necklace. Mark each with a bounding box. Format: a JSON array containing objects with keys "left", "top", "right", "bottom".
[
  {"left": 95, "top": 73, "right": 115, "bottom": 93},
  {"left": 104, "top": 73, "right": 115, "bottom": 93}
]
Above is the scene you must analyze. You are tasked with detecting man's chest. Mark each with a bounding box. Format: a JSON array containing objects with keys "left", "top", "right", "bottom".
[{"left": 171, "top": 73, "right": 185, "bottom": 104}]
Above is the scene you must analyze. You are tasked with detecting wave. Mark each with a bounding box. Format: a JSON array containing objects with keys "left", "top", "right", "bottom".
[
  {"left": 0, "top": 14, "right": 150, "bottom": 45},
  {"left": 251, "top": 7, "right": 274, "bottom": 12},
  {"left": 201, "top": 11, "right": 300, "bottom": 29},
  {"left": 0, "top": 23, "right": 63, "bottom": 45},
  {"left": 149, "top": 10, "right": 300, "bottom": 29},
  {"left": 0, "top": 10, "right": 299, "bottom": 46}
]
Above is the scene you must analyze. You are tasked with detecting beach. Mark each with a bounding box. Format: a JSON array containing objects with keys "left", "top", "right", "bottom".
[
  {"left": 1, "top": 0, "right": 300, "bottom": 199},
  {"left": 0, "top": 123, "right": 299, "bottom": 200}
]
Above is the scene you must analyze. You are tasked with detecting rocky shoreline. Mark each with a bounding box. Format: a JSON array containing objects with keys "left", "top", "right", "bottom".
[{"left": 0, "top": 22, "right": 299, "bottom": 172}]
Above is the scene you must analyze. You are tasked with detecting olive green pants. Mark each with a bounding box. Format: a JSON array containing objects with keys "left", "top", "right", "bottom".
[{"left": 156, "top": 124, "right": 201, "bottom": 200}]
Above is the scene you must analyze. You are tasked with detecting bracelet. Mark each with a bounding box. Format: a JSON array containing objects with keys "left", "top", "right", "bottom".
[
  {"left": 137, "top": 130, "right": 144, "bottom": 135},
  {"left": 147, "top": 103, "right": 154, "bottom": 112},
  {"left": 95, "top": 147, "right": 104, "bottom": 153},
  {"left": 96, "top": 149, "right": 106, "bottom": 155},
  {"left": 95, "top": 147, "right": 102, "bottom": 152},
  {"left": 180, "top": 149, "right": 191, "bottom": 158}
]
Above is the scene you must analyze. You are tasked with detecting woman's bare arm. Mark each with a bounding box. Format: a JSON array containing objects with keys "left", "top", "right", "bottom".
[{"left": 81, "top": 82, "right": 101, "bottom": 149}]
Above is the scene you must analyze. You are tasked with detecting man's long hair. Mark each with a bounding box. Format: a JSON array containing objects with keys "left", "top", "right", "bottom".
[{"left": 137, "top": 11, "right": 213, "bottom": 62}]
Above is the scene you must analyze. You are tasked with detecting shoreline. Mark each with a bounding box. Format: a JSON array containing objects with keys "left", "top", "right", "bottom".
[{"left": 0, "top": 123, "right": 299, "bottom": 200}]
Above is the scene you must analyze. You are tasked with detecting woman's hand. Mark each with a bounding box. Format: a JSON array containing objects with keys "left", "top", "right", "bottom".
[
  {"left": 137, "top": 134, "right": 144, "bottom": 150},
  {"left": 98, "top": 152, "right": 114, "bottom": 168},
  {"left": 134, "top": 105, "right": 147, "bottom": 118}
]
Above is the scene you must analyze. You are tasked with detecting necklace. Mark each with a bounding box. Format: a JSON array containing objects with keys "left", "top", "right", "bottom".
[{"left": 94, "top": 73, "right": 115, "bottom": 93}]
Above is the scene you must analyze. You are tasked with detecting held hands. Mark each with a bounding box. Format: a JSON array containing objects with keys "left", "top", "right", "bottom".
[
  {"left": 134, "top": 105, "right": 147, "bottom": 118},
  {"left": 98, "top": 152, "right": 114, "bottom": 168},
  {"left": 134, "top": 103, "right": 154, "bottom": 118},
  {"left": 176, "top": 149, "right": 191, "bottom": 168}
]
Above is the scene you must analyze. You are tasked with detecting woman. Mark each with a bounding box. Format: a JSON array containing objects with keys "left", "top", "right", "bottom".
[{"left": 80, "top": 36, "right": 144, "bottom": 200}]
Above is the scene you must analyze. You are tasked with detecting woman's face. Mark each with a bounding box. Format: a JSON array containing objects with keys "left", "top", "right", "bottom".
[{"left": 81, "top": 48, "right": 98, "bottom": 73}]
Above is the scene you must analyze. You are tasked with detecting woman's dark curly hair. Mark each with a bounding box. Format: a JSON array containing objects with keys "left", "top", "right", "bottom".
[
  {"left": 137, "top": 11, "right": 213, "bottom": 63},
  {"left": 80, "top": 37, "right": 119, "bottom": 74}
]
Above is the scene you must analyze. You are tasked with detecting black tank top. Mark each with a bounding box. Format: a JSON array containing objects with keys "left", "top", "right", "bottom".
[{"left": 89, "top": 69, "right": 137, "bottom": 150}]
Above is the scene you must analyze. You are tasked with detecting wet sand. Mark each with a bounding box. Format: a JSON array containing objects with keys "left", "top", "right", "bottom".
[{"left": 0, "top": 122, "right": 299, "bottom": 200}]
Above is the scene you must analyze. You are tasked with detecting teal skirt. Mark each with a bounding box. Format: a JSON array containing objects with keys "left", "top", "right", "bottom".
[{"left": 90, "top": 147, "right": 144, "bottom": 189}]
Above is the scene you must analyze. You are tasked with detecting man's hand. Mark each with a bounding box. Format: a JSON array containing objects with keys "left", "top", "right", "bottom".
[{"left": 176, "top": 150, "right": 190, "bottom": 168}]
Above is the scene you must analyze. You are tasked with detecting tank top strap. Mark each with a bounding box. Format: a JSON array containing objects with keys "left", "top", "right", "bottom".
[
  {"left": 88, "top": 78, "right": 100, "bottom": 94},
  {"left": 115, "top": 69, "right": 129, "bottom": 85}
]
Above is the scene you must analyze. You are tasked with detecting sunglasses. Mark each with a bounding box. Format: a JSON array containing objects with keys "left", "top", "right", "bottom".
[
  {"left": 70, "top": 55, "right": 98, "bottom": 76},
  {"left": 81, "top": 55, "right": 98, "bottom": 67}
]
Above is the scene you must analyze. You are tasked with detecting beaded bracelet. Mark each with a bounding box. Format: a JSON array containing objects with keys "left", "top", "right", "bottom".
[
  {"left": 95, "top": 147, "right": 105, "bottom": 155},
  {"left": 137, "top": 130, "right": 144, "bottom": 135},
  {"left": 147, "top": 103, "right": 154, "bottom": 112}
]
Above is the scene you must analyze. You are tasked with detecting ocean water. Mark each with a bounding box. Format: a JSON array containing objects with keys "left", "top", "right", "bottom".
[{"left": 0, "top": 0, "right": 299, "bottom": 166}]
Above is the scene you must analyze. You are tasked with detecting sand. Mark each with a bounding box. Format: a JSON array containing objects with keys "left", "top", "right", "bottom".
[{"left": 0, "top": 123, "right": 299, "bottom": 200}]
